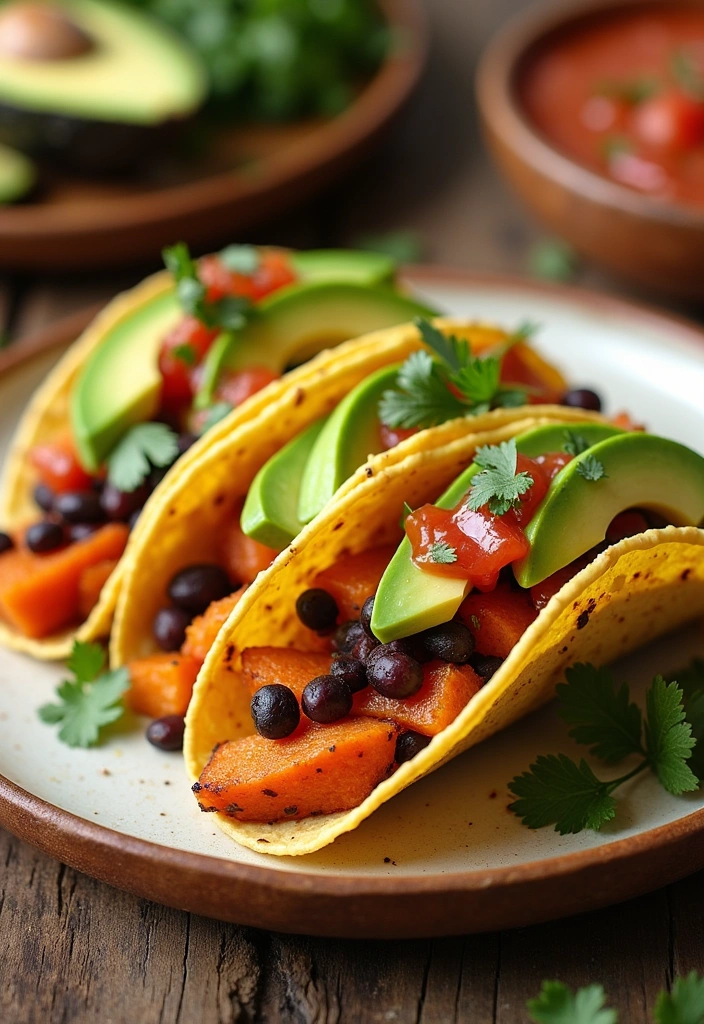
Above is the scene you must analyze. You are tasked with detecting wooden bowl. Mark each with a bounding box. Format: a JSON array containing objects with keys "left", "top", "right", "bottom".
[
  {"left": 0, "top": 0, "right": 425, "bottom": 272},
  {"left": 476, "top": 0, "right": 704, "bottom": 299}
]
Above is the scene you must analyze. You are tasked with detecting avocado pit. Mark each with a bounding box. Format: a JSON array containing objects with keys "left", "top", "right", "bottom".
[{"left": 0, "top": 3, "right": 94, "bottom": 61}]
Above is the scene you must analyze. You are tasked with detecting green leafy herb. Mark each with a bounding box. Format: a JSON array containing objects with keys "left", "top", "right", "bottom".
[
  {"left": 576, "top": 455, "right": 607, "bottom": 482},
  {"left": 509, "top": 665, "right": 700, "bottom": 835},
  {"left": 467, "top": 438, "right": 534, "bottom": 516},
  {"left": 162, "top": 242, "right": 255, "bottom": 332},
  {"left": 172, "top": 343, "right": 197, "bottom": 366},
  {"left": 655, "top": 971, "right": 704, "bottom": 1024},
  {"left": 596, "top": 77, "right": 659, "bottom": 105},
  {"left": 528, "top": 981, "right": 617, "bottom": 1024},
  {"left": 107, "top": 422, "right": 179, "bottom": 493},
  {"left": 353, "top": 230, "right": 424, "bottom": 264},
  {"left": 218, "top": 244, "right": 260, "bottom": 274},
  {"left": 563, "top": 430, "right": 592, "bottom": 456},
  {"left": 199, "top": 401, "right": 234, "bottom": 435},
  {"left": 671, "top": 49, "right": 704, "bottom": 101},
  {"left": 430, "top": 541, "right": 457, "bottom": 564},
  {"left": 529, "top": 239, "right": 579, "bottom": 282},
  {"left": 38, "top": 641, "right": 129, "bottom": 748},
  {"left": 379, "top": 350, "right": 466, "bottom": 429}
]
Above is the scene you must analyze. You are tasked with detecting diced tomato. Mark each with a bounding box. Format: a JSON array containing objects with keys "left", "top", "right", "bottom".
[
  {"left": 251, "top": 250, "right": 297, "bottom": 300},
  {"left": 158, "top": 316, "right": 218, "bottom": 409},
  {"left": 30, "top": 437, "right": 95, "bottom": 493},
  {"left": 632, "top": 90, "right": 704, "bottom": 152},
  {"left": 611, "top": 410, "right": 645, "bottom": 432},
  {"left": 500, "top": 344, "right": 566, "bottom": 404},
  {"left": 215, "top": 367, "right": 279, "bottom": 408},
  {"left": 530, "top": 563, "right": 582, "bottom": 611},
  {"left": 379, "top": 423, "right": 418, "bottom": 451},
  {"left": 199, "top": 249, "right": 296, "bottom": 304},
  {"left": 535, "top": 451, "right": 573, "bottom": 479}
]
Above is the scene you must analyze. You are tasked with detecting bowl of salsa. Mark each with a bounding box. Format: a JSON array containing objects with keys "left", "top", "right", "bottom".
[{"left": 477, "top": 0, "right": 704, "bottom": 298}]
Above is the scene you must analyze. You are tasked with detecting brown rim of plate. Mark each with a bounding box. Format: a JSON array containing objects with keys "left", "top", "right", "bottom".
[
  {"left": 476, "top": 0, "right": 704, "bottom": 230},
  {"left": 2, "top": 266, "right": 704, "bottom": 939}
]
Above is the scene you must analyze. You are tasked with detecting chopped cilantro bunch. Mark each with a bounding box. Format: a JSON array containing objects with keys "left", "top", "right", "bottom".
[
  {"left": 379, "top": 319, "right": 533, "bottom": 431},
  {"left": 38, "top": 642, "right": 129, "bottom": 748},
  {"left": 509, "top": 662, "right": 703, "bottom": 835},
  {"left": 163, "top": 242, "right": 255, "bottom": 333},
  {"left": 467, "top": 438, "right": 534, "bottom": 516},
  {"left": 528, "top": 973, "right": 704, "bottom": 1024}
]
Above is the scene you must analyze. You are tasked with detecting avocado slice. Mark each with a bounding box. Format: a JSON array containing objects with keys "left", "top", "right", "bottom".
[
  {"left": 241, "top": 417, "right": 327, "bottom": 551},
  {"left": 195, "top": 281, "right": 435, "bottom": 409},
  {"left": 514, "top": 433, "right": 704, "bottom": 588},
  {"left": 297, "top": 365, "right": 401, "bottom": 526},
  {"left": 290, "top": 250, "right": 396, "bottom": 286},
  {"left": 71, "top": 287, "right": 181, "bottom": 472},
  {"left": 370, "top": 422, "right": 629, "bottom": 643},
  {"left": 0, "top": 142, "right": 35, "bottom": 203}
]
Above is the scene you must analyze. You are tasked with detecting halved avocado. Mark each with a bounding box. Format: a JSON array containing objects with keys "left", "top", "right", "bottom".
[
  {"left": 241, "top": 417, "right": 327, "bottom": 551},
  {"left": 195, "top": 281, "right": 435, "bottom": 408},
  {"left": 0, "top": 141, "right": 35, "bottom": 202},
  {"left": 297, "top": 364, "right": 401, "bottom": 525},
  {"left": 290, "top": 250, "right": 396, "bottom": 286},
  {"left": 515, "top": 433, "right": 704, "bottom": 588},
  {"left": 71, "top": 286, "right": 181, "bottom": 472},
  {"left": 0, "top": 0, "right": 206, "bottom": 172}
]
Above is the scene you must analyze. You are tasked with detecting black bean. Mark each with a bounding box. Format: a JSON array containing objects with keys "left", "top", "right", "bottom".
[
  {"left": 251, "top": 684, "right": 300, "bottom": 739},
  {"left": 330, "top": 655, "right": 367, "bottom": 692},
  {"left": 168, "top": 564, "right": 231, "bottom": 614},
  {"left": 360, "top": 595, "right": 375, "bottom": 637},
  {"left": 33, "top": 483, "right": 55, "bottom": 512},
  {"left": 295, "top": 588, "right": 339, "bottom": 632},
  {"left": 153, "top": 607, "right": 191, "bottom": 652},
  {"left": 470, "top": 653, "right": 504, "bottom": 682},
  {"left": 561, "top": 388, "right": 602, "bottom": 412},
  {"left": 395, "top": 730, "right": 431, "bottom": 764},
  {"left": 333, "top": 620, "right": 364, "bottom": 654},
  {"left": 26, "top": 520, "right": 64, "bottom": 553},
  {"left": 146, "top": 715, "right": 185, "bottom": 752},
  {"left": 100, "top": 482, "right": 150, "bottom": 522},
  {"left": 418, "top": 621, "right": 475, "bottom": 664},
  {"left": 0, "top": 531, "right": 13, "bottom": 555},
  {"left": 301, "top": 675, "right": 353, "bottom": 723},
  {"left": 366, "top": 646, "right": 424, "bottom": 699},
  {"left": 378, "top": 636, "right": 431, "bottom": 664},
  {"left": 54, "top": 490, "right": 104, "bottom": 524},
  {"left": 351, "top": 632, "right": 380, "bottom": 663},
  {"left": 67, "top": 522, "right": 100, "bottom": 543}
]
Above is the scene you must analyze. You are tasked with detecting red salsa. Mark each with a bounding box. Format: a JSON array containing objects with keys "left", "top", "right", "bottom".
[{"left": 521, "top": 6, "right": 704, "bottom": 207}]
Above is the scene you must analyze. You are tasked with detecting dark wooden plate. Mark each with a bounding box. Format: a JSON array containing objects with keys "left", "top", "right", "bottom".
[
  {"left": 2, "top": 268, "right": 704, "bottom": 939},
  {"left": 0, "top": 0, "right": 425, "bottom": 271}
]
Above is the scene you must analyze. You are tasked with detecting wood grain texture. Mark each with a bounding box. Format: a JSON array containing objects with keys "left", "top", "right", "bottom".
[{"left": 1, "top": 0, "right": 703, "bottom": 1020}]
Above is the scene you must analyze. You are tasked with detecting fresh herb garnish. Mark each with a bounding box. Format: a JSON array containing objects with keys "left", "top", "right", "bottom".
[
  {"left": 218, "top": 244, "right": 260, "bottom": 275},
  {"left": 509, "top": 664, "right": 699, "bottom": 835},
  {"left": 172, "top": 343, "right": 197, "bottom": 366},
  {"left": 378, "top": 319, "right": 528, "bottom": 429},
  {"left": 107, "top": 422, "right": 179, "bottom": 492},
  {"left": 528, "top": 973, "right": 704, "bottom": 1024},
  {"left": 430, "top": 541, "right": 457, "bottom": 564},
  {"left": 563, "top": 430, "right": 592, "bottom": 456},
  {"left": 577, "top": 455, "right": 607, "bottom": 482},
  {"left": 162, "top": 242, "right": 255, "bottom": 332},
  {"left": 529, "top": 239, "right": 579, "bottom": 283},
  {"left": 38, "top": 641, "right": 129, "bottom": 749},
  {"left": 467, "top": 438, "right": 534, "bottom": 516}
]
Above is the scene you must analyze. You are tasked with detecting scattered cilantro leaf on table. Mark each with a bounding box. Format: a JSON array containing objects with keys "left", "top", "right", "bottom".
[
  {"left": 508, "top": 753, "right": 617, "bottom": 835},
  {"left": 38, "top": 641, "right": 129, "bottom": 749},
  {"left": 107, "top": 422, "right": 179, "bottom": 493},
  {"left": 577, "top": 455, "right": 608, "bottom": 482},
  {"left": 528, "top": 981, "right": 617, "bottom": 1024},
  {"left": 644, "top": 677, "right": 698, "bottom": 795},
  {"left": 467, "top": 438, "right": 534, "bottom": 516},
  {"left": 556, "top": 663, "right": 643, "bottom": 763},
  {"left": 430, "top": 541, "right": 457, "bottom": 564},
  {"left": 655, "top": 971, "right": 704, "bottom": 1024}
]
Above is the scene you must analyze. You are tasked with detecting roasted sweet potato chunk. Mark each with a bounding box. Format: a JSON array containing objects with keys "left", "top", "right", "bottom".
[
  {"left": 242, "top": 646, "right": 332, "bottom": 700},
  {"left": 312, "top": 544, "right": 396, "bottom": 622},
  {"left": 459, "top": 584, "right": 537, "bottom": 658},
  {"left": 182, "top": 588, "right": 245, "bottom": 664},
  {"left": 78, "top": 558, "right": 119, "bottom": 620},
  {"left": 127, "top": 653, "right": 200, "bottom": 719}
]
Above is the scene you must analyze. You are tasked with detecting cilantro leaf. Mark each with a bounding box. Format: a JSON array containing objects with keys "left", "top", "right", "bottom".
[
  {"left": 416, "top": 318, "right": 470, "bottom": 373},
  {"left": 493, "top": 388, "right": 528, "bottom": 409},
  {"left": 655, "top": 972, "right": 704, "bottom": 1024},
  {"left": 557, "top": 663, "right": 643, "bottom": 763},
  {"left": 162, "top": 242, "right": 255, "bottom": 332},
  {"left": 430, "top": 541, "right": 457, "bottom": 564},
  {"left": 218, "top": 244, "right": 260, "bottom": 274},
  {"left": 577, "top": 455, "right": 607, "bottom": 482},
  {"left": 644, "top": 677, "right": 699, "bottom": 795},
  {"left": 564, "top": 430, "right": 592, "bottom": 456},
  {"left": 172, "top": 343, "right": 196, "bottom": 366},
  {"left": 378, "top": 350, "right": 465, "bottom": 428},
  {"left": 467, "top": 438, "right": 534, "bottom": 516},
  {"left": 528, "top": 981, "right": 618, "bottom": 1024},
  {"left": 38, "top": 641, "right": 129, "bottom": 748},
  {"left": 508, "top": 754, "right": 617, "bottom": 834},
  {"left": 451, "top": 356, "right": 501, "bottom": 408},
  {"left": 107, "top": 422, "right": 179, "bottom": 493},
  {"left": 684, "top": 690, "right": 704, "bottom": 782}
]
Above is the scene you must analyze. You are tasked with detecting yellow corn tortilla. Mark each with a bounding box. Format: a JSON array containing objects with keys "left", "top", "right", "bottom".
[
  {"left": 184, "top": 422, "right": 704, "bottom": 857},
  {"left": 110, "top": 316, "right": 601, "bottom": 668}
]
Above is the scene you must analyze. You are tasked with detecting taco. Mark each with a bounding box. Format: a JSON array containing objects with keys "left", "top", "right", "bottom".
[
  {"left": 184, "top": 417, "right": 704, "bottom": 856},
  {"left": 110, "top": 317, "right": 597, "bottom": 722},
  {"left": 0, "top": 245, "right": 434, "bottom": 658}
]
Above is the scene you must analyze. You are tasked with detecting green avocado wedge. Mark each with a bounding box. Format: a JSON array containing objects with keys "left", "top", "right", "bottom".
[
  {"left": 0, "top": 144, "right": 36, "bottom": 204},
  {"left": 513, "top": 421, "right": 624, "bottom": 458},
  {"left": 241, "top": 418, "right": 327, "bottom": 551},
  {"left": 297, "top": 364, "right": 401, "bottom": 526},
  {"left": 514, "top": 433, "right": 704, "bottom": 588},
  {"left": 71, "top": 288, "right": 181, "bottom": 472},
  {"left": 195, "top": 280, "right": 435, "bottom": 409},
  {"left": 289, "top": 249, "right": 396, "bottom": 286}
]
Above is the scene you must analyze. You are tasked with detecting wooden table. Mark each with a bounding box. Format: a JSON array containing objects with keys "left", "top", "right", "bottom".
[{"left": 2, "top": 2, "right": 703, "bottom": 1021}]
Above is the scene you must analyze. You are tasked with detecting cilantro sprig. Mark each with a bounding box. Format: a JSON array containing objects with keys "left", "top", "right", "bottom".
[
  {"left": 38, "top": 641, "right": 129, "bottom": 749},
  {"left": 430, "top": 541, "right": 457, "bottom": 564},
  {"left": 528, "top": 973, "right": 704, "bottom": 1024},
  {"left": 577, "top": 454, "right": 607, "bottom": 482},
  {"left": 509, "top": 663, "right": 700, "bottom": 835},
  {"left": 467, "top": 438, "right": 534, "bottom": 516},
  {"left": 107, "top": 422, "right": 179, "bottom": 493},
  {"left": 162, "top": 242, "right": 256, "bottom": 332},
  {"left": 378, "top": 319, "right": 530, "bottom": 430}
]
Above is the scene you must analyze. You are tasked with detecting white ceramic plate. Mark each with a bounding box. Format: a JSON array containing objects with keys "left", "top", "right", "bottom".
[{"left": 2, "top": 269, "right": 704, "bottom": 938}]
